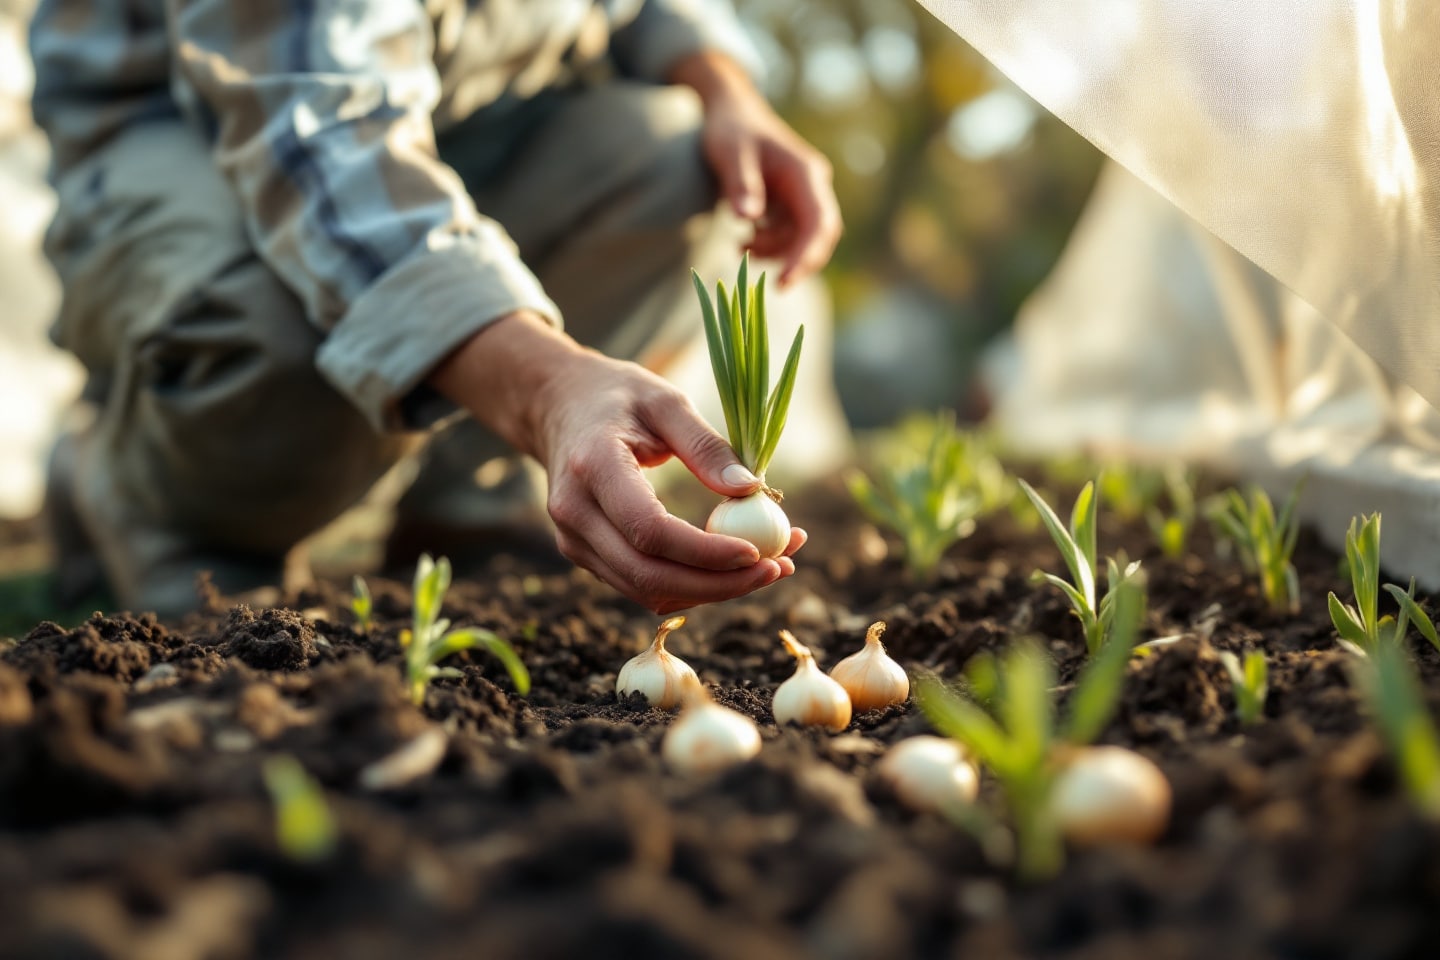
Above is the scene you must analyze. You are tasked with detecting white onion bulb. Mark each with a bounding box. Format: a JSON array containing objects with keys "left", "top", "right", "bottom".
[
  {"left": 877, "top": 736, "right": 979, "bottom": 814},
  {"left": 616, "top": 616, "right": 696, "bottom": 708},
  {"left": 829, "top": 621, "right": 909, "bottom": 712},
  {"left": 1051, "top": 746, "right": 1171, "bottom": 846},
  {"left": 772, "top": 630, "right": 852, "bottom": 732},
  {"left": 662, "top": 676, "right": 762, "bottom": 775},
  {"left": 706, "top": 490, "right": 790, "bottom": 559}
]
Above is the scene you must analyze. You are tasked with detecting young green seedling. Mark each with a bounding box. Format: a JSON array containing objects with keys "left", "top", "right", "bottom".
[
  {"left": 1217, "top": 650, "right": 1268, "bottom": 725},
  {"left": 917, "top": 578, "right": 1163, "bottom": 878},
  {"left": 1018, "top": 479, "right": 1144, "bottom": 656},
  {"left": 351, "top": 575, "right": 373, "bottom": 633},
  {"left": 848, "top": 412, "right": 988, "bottom": 579},
  {"left": 694, "top": 254, "right": 803, "bottom": 559},
  {"left": 1146, "top": 465, "right": 1197, "bottom": 560},
  {"left": 262, "top": 755, "right": 338, "bottom": 863},
  {"left": 1351, "top": 640, "right": 1440, "bottom": 818},
  {"left": 1327, "top": 513, "right": 1440, "bottom": 656},
  {"left": 1098, "top": 462, "right": 1167, "bottom": 522},
  {"left": 1206, "top": 481, "right": 1303, "bottom": 614},
  {"left": 403, "top": 554, "right": 530, "bottom": 706}
]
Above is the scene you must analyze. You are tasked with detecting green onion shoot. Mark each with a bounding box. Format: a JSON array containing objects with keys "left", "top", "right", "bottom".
[{"left": 692, "top": 254, "right": 803, "bottom": 558}]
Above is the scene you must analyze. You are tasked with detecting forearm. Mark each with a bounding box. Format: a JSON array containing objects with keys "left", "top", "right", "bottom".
[{"left": 425, "top": 311, "right": 586, "bottom": 461}]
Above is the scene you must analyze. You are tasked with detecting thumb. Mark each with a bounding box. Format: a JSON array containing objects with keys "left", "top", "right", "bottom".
[
  {"left": 718, "top": 139, "right": 766, "bottom": 221},
  {"left": 645, "top": 394, "right": 762, "bottom": 498}
]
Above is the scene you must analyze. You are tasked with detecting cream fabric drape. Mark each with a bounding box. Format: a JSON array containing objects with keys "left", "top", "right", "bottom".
[{"left": 921, "top": 0, "right": 1440, "bottom": 410}]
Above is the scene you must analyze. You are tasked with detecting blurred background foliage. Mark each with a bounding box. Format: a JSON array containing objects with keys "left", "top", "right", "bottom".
[{"left": 736, "top": 0, "right": 1102, "bottom": 425}]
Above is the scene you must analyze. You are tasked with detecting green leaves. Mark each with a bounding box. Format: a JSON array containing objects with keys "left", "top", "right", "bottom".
[
  {"left": 1063, "top": 575, "right": 1145, "bottom": 745},
  {"left": 1218, "top": 650, "right": 1268, "bottom": 726},
  {"left": 694, "top": 255, "right": 803, "bottom": 478},
  {"left": 848, "top": 413, "right": 998, "bottom": 579},
  {"left": 1327, "top": 513, "right": 1440, "bottom": 656},
  {"left": 915, "top": 576, "right": 1143, "bottom": 880},
  {"left": 406, "top": 554, "right": 530, "bottom": 705},
  {"left": 351, "top": 575, "right": 372, "bottom": 633},
  {"left": 1019, "top": 480, "right": 1143, "bottom": 657},
  {"left": 1206, "top": 481, "right": 1303, "bottom": 614},
  {"left": 1352, "top": 641, "right": 1440, "bottom": 819},
  {"left": 262, "top": 755, "right": 338, "bottom": 863}
]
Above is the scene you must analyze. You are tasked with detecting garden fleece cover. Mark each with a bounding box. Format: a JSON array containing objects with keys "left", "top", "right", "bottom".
[{"left": 924, "top": 0, "right": 1440, "bottom": 585}]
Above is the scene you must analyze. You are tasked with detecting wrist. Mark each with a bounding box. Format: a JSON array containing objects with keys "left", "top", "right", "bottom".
[
  {"left": 427, "top": 310, "right": 585, "bottom": 458},
  {"left": 669, "top": 50, "right": 762, "bottom": 110}
]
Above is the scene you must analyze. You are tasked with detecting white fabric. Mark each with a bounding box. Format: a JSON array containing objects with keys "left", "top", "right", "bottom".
[{"left": 919, "top": 0, "right": 1440, "bottom": 412}]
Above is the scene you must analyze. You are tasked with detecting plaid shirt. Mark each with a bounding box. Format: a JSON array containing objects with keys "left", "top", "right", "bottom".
[{"left": 29, "top": 0, "right": 753, "bottom": 430}]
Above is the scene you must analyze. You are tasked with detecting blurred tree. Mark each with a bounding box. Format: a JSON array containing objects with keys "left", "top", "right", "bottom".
[{"left": 736, "top": 0, "right": 1102, "bottom": 420}]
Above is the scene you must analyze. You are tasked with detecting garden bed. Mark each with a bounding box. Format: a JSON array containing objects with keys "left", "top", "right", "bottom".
[{"left": 2, "top": 480, "right": 1439, "bottom": 959}]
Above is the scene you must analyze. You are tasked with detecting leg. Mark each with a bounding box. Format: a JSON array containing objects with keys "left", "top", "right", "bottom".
[
  {"left": 46, "top": 122, "right": 406, "bottom": 615},
  {"left": 390, "top": 81, "right": 740, "bottom": 556}
]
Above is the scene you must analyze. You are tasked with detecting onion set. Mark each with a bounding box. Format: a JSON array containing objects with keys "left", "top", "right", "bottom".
[
  {"left": 829, "top": 621, "right": 909, "bottom": 712},
  {"left": 662, "top": 675, "right": 762, "bottom": 775},
  {"left": 693, "top": 255, "right": 803, "bottom": 558},
  {"left": 772, "top": 630, "right": 852, "bottom": 731},
  {"left": 616, "top": 615, "right": 696, "bottom": 708}
]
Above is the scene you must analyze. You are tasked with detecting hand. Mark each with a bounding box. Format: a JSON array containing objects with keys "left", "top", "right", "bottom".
[
  {"left": 429, "top": 313, "right": 806, "bottom": 613},
  {"left": 671, "top": 52, "right": 842, "bottom": 287}
]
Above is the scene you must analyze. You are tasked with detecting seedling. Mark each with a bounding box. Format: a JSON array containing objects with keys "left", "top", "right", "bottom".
[
  {"left": 1145, "top": 465, "right": 1197, "bottom": 560},
  {"left": 1218, "top": 650, "right": 1268, "bottom": 725},
  {"left": 262, "top": 755, "right": 337, "bottom": 863},
  {"left": 1327, "top": 513, "right": 1440, "bottom": 656},
  {"left": 1018, "top": 479, "right": 1144, "bottom": 656},
  {"left": 351, "top": 575, "right": 373, "bottom": 633},
  {"left": 1206, "top": 481, "right": 1303, "bottom": 614},
  {"left": 1098, "top": 462, "right": 1167, "bottom": 522},
  {"left": 695, "top": 254, "right": 803, "bottom": 559},
  {"left": 917, "top": 578, "right": 1153, "bottom": 878},
  {"left": 1351, "top": 641, "right": 1440, "bottom": 818},
  {"left": 848, "top": 413, "right": 988, "bottom": 579},
  {"left": 403, "top": 554, "right": 530, "bottom": 705}
]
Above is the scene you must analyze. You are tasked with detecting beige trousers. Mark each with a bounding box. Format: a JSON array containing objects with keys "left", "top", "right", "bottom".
[{"left": 46, "top": 80, "right": 734, "bottom": 613}]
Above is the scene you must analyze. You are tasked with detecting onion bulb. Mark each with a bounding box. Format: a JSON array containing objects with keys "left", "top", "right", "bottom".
[
  {"left": 876, "top": 736, "right": 979, "bottom": 814},
  {"left": 772, "top": 630, "right": 852, "bottom": 732},
  {"left": 616, "top": 616, "right": 696, "bottom": 709},
  {"left": 706, "top": 490, "right": 790, "bottom": 559},
  {"left": 1051, "top": 746, "right": 1171, "bottom": 846},
  {"left": 662, "top": 676, "right": 762, "bottom": 775},
  {"left": 829, "top": 621, "right": 909, "bottom": 712}
]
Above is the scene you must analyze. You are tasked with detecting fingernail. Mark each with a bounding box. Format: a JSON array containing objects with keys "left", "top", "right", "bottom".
[{"left": 722, "top": 464, "right": 759, "bottom": 487}]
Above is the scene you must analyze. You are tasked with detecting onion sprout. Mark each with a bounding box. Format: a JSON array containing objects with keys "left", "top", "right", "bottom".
[
  {"left": 351, "top": 575, "right": 373, "bottom": 633},
  {"left": 262, "top": 755, "right": 338, "bottom": 863},
  {"left": 1327, "top": 513, "right": 1439, "bottom": 656},
  {"left": 1217, "top": 650, "right": 1268, "bottom": 725},
  {"left": 693, "top": 254, "right": 803, "bottom": 486},
  {"left": 1019, "top": 479, "right": 1144, "bottom": 657},
  {"left": 1352, "top": 640, "right": 1440, "bottom": 818},
  {"left": 917, "top": 576, "right": 1146, "bottom": 877},
  {"left": 404, "top": 555, "right": 530, "bottom": 705},
  {"left": 1206, "top": 481, "right": 1303, "bottom": 614}
]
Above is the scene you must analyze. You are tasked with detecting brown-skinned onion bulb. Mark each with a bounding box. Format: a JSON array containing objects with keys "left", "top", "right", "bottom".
[
  {"left": 1051, "top": 746, "right": 1171, "bottom": 845},
  {"left": 662, "top": 676, "right": 762, "bottom": 775},
  {"left": 616, "top": 616, "right": 696, "bottom": 709},
  {"left": 829, "top": 621, "right": 909, "bottom": 712},
  {"left": 772, "top": 630, "right": 852, "bottom": 732},
  {"left": 876, "top": 736, "right": 979, "bottom": 814},
  {"left": 706, "top": 490, "right": 790, "bottom": 559}
]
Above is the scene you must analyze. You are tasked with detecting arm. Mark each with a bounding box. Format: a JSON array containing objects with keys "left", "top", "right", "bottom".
[
  {"left": 615, "top": 2, "right": 843, "bottom": 287},
  {"left": 169, "top": 0, "right": 559, "bottom": 431},
  {"left": 170, "top": 0, "right": 804, "bottom": 611}
]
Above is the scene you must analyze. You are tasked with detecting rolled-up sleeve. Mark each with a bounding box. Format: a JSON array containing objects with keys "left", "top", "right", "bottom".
[
  {"left": 168, "top": 0, "right": 561, "bottom": 432},
  {"left": 609, "top": 0, "right": 762, "bottom": 83}
]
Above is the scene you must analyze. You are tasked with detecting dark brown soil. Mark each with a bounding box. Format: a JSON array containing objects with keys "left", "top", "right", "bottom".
[{"left": 3, "top": 483, "right": 1440, "bottom": 960}]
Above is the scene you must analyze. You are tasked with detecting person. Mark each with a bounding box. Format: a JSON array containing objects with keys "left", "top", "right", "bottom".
[{"left": 28, "top": 0, "right": 842, "bottom": 618}]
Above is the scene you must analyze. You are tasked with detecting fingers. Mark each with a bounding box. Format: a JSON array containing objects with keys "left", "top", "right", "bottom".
[
  {"left": 767, "top": 150, "right": 842, "bottom": 287},
  {"left": 715, "top": 136, "right": 766, "bottom": 221},
  {"left": 639, "top": 391, "right": 760, "bottom": 499},
  {"left": 783, "top": 527, "right": 808, "bottom": 557},
  {"left": 555, "top": 520, "right": 792, "bottom": 614},
  {"left": 552, "top": 442, "right": 759, "bottom": 572}
]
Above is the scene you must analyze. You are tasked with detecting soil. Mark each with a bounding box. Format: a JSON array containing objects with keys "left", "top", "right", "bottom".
[{"left": 3, "top": 481, "right": 1440, "bottom": 960}]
